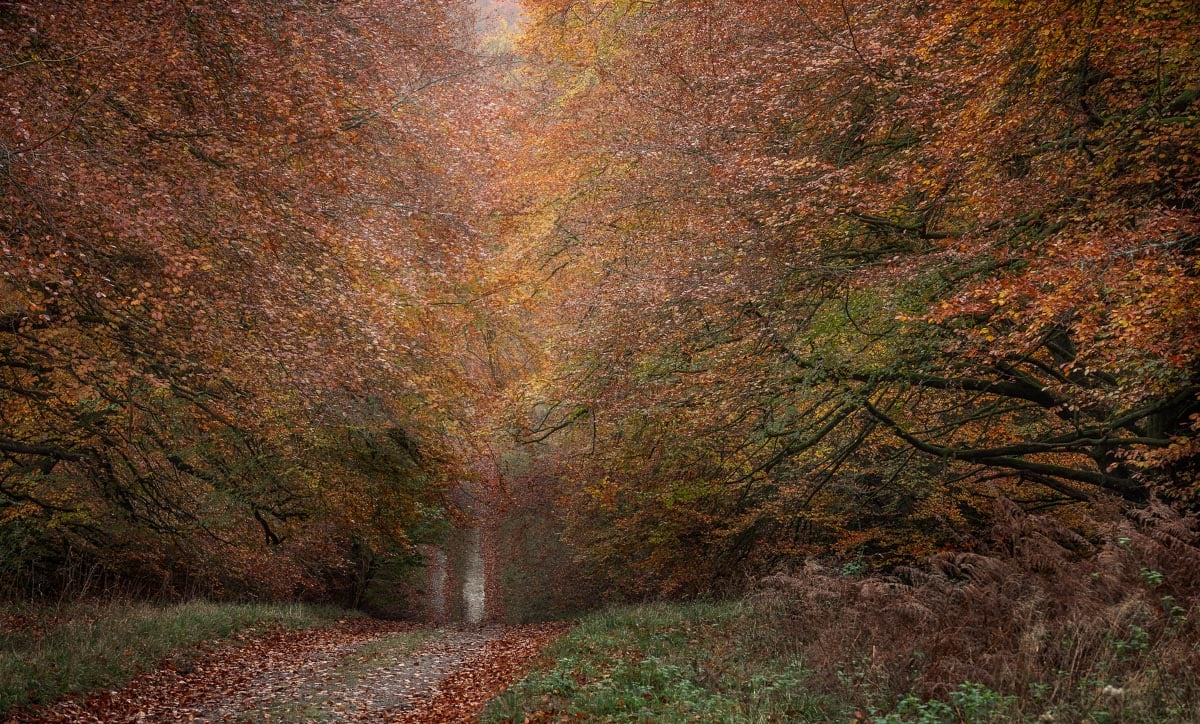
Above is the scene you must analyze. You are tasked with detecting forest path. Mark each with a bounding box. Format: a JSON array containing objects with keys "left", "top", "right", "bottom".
[{"left": 9, "top": 619, "right": 566, "bottom": 723}]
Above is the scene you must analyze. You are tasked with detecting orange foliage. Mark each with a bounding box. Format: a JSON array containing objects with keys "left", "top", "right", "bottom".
[
  {"left": 0, "top": 1, "right": 484, "bottom": 598},
  {"left": 498, "top": 0, "right": 1200, "bottom": 594}
]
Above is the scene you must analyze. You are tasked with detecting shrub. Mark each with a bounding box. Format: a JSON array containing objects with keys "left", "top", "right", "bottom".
[{"left": 751, "top": 499, "right": 1200, "bottom": 721}]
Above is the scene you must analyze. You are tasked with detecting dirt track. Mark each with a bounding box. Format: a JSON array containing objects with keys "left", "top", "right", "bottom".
[{"left": 8, "top": 619, "right": 566, "bottom": 723}]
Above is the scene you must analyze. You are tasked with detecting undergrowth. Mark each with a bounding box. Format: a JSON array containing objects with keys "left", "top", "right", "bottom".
[
  {"left": 486, "top": 500, "right": 1200, "bottom": 722},
  {"left": 0, "top": 599, "right": 347, "bottom": 714},
  {"left": 485, "top": 600, "right": 843, "bottom": 722}
]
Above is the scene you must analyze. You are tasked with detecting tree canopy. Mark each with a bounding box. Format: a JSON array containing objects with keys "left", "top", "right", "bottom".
[
  {"left": 2, "top": 0, "right": 1197, "bottom": 601},
  {"left": 499, "top": 0, "right": 1199, "bottom": 593},
  {"left": 1, "top": 0, "right": 485, "bottom": 597}
]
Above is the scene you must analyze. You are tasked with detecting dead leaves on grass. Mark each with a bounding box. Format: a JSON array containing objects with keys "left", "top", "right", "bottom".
[{"left": 7, "top": 619, "right": 410, "bottom": 723}]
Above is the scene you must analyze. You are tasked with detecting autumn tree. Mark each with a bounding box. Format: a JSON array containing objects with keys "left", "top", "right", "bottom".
[
  {"left": 0, "top": 0, "right": 485, "bottom": 599},
  {"left": 504, "top": 0, "right": 1200, "bottom": 593}
]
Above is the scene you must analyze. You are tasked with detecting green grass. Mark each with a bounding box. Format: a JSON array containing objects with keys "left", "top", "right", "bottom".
[
  {"left": 483, "top": 600, "right": 846, "bottom": 723},
  {"left": 0, "top": 599, "right": 348, "bottom": 714}
]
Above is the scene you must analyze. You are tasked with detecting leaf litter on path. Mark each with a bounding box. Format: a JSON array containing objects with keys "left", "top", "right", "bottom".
[{"left": 6, "top": 620, "right": 568, "bottom": 723}]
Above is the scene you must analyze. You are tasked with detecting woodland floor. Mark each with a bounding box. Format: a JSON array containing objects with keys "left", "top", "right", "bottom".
[{"left": 6, "top": 619, "right": 567, "bottom": 723}]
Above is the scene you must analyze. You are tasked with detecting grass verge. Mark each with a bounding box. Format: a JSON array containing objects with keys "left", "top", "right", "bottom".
[
  {"left": 484, "top": 600, "right": 844, "bottom": 723},
  {"left": 485, "top": 595, "right": 1199, "bottom": 723},
  {"left": 0, "top": 599, "right": 348, "bottom": 714},
  {"left": 488, "top": 502, "right": 1200, "bottom": 723}
]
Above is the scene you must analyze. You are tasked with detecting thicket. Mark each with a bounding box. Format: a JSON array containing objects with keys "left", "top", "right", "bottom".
[{"left": 754, "top": 500, "right": 1200, "bottom": 721}]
